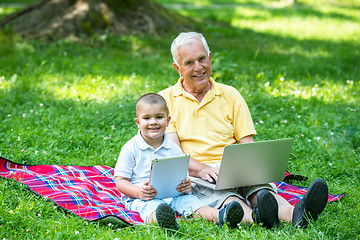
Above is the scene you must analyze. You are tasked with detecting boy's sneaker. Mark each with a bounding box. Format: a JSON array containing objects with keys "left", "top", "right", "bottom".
[
  {"left": 218, "top": 201, "right": 244, "bottom": 229},
  {"left": 155, "top": 203, "right": 179, "bottom": 230},
  {"left": 252, "top": 190, "right": 280, "bottom": 228},
  {"left": 292, "top": 178, "right": 328, "bottom": 228}
]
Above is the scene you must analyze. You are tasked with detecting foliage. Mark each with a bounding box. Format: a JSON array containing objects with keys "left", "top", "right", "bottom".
[{"left": 0, "top": 0, "right": 359, "bottom": 239}]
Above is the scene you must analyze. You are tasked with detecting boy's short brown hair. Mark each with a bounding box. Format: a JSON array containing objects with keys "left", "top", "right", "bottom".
[{"left": 136, "top": 93, "right": 169, "bottom": 116}]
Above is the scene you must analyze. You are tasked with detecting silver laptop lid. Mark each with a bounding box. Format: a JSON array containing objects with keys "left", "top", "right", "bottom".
[{"left": 215, "top": 138, "right": 294, "bottom": 190}]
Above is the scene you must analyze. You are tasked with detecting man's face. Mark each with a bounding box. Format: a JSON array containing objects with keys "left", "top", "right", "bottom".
[{"left": 174, "top": 39, "right": 212, "bottom": 87}]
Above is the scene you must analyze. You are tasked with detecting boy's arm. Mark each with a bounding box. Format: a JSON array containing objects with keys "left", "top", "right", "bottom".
[{"left": 115, "top": 176, "right": 158, "bottom": 200}]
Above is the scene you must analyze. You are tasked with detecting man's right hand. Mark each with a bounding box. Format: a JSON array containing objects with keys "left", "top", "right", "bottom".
[
  {"left": 199, "top": 165, "right": 219, "bottom": 183},
  {"left": 167, "top": 132, "right": 220, "bottom": 183}
]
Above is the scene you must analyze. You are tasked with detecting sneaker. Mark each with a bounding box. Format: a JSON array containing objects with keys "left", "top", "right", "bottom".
[
  {"left": 155, "top": 203, "right": 179, "bottom": 230},
  {"left": 218, "top": 201, "right": 244, "bottom": 229},
  {"left": 292, "top": 178, "right": 328, "bottom": 228},
  {"left": 252, "top": 190, "right": 280, "bottom": 228}
]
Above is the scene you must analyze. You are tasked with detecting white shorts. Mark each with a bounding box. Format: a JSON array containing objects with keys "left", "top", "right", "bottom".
[{"left": 124, "top": 194, "right": 206, "bottom": 222}]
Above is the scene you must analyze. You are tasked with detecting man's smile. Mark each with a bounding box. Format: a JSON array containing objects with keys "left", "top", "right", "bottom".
[{"left": 193, "top": 72, "right": 205, "bottom": 78}]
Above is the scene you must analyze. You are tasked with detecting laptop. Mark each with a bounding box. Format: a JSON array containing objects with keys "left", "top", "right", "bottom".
[
  {"left": 149, "top": 154, "right": 190, "bottom": 199},
  {"left": 191, "top": 138, "right": 294, "bottom": 190}
]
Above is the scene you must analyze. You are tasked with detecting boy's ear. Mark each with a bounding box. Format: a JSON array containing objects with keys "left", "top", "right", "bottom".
[{"left": 134, "top": 118, "right": 140, "bottom": 128}]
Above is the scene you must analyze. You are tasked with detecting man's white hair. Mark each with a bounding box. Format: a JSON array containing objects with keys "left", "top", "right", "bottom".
[{"left": 171, "top": 32, "right": 210, "bottom": 66}]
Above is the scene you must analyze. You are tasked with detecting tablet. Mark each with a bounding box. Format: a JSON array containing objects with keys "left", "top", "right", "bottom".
[{"left": 149, "top": 154, "right": 190, "bottom": 199}]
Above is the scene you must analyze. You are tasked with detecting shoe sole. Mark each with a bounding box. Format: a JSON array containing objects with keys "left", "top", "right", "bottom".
[
  {"left": 257, "top": 190, "right": 280, "bottom": 228},
  {"left": 223, "top": 201, "right": 244, "bottom": 229},
  {"left": 155, "top": 203, "right": 179, "bottom": 230},
  {"left": 304, "top": 179, "right": 328, "bottom": 222}
]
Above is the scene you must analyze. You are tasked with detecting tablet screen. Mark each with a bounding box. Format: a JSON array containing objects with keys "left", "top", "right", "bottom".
[{"left": 149, "top": 155, "right": 190, "bottom": 199}]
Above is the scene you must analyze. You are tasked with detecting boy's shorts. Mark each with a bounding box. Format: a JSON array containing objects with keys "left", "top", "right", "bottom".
[{"left": 124, "top": 194, "right": 206, "bottom": 223}]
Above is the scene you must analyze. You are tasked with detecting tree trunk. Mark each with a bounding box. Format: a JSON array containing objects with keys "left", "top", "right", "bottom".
[{"left": 0, "top": 0, "right": 193, "bottom": 40}]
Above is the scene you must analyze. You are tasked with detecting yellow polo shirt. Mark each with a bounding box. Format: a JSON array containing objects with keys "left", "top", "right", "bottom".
[{"left": 159, "top": 77, "right": 257, "bottom": 164}]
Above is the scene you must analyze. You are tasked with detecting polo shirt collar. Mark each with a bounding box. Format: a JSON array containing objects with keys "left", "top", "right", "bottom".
[
  {"left": 135, "top": 130, "right": 171, "bottom": 151},
  {"left": 173, "top": 76, "right": 223, "bottom": 98}
]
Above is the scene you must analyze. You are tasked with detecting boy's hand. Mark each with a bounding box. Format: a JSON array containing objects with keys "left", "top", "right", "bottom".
[
  {"left": 177, "top": 177, "right": 191, "bottom": 194},
  {"left": 139, "top": 181, "right": 158, "bottom": 200}
]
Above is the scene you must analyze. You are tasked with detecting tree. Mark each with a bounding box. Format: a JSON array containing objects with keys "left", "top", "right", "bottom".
[{"left": 0, "top": 0, "right": 193, "bottom": 40}]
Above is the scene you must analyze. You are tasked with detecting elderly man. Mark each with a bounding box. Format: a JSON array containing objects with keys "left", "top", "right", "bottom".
[{"left": 159, "top": 32, "right": 328, "bottom": 228}]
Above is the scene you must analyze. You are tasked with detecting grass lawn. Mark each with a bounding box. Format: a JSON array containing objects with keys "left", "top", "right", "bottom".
[{"left": 0, "top": 0, "right": 359, "bottom": 239}]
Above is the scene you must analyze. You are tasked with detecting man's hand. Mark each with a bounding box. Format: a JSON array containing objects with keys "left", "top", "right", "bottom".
[
  {"left": 138, "top": 181, "right": 158, "bottom": 200},
  {"left": 199, "top": 165, "right": 219, "bottom": 183},
  {"left": 177, "top": 177, "right": 192, "bottom": 194}
]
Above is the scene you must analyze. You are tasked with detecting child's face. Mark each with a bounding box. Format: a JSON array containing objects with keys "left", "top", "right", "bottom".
[{"left": 135, "top": 103, "right": 170, "bottom": 142}]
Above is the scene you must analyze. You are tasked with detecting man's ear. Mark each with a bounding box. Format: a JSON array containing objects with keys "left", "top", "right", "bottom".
[
  {"left": 173, "top": 62, "right": 181, "bottom": 76},
  {"left": 166, "top": 115, "right": 171, "bottom": 127}
]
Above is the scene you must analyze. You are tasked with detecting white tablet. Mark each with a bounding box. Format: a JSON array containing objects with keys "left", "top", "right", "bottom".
[{"left": 149, "top": 154, "right": 190, "bottom": 199}]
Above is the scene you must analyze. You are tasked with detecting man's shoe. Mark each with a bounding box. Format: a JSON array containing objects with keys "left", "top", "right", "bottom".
[
  {"left": 252, "top": 190, "right": 280, "bottom": 228},
  {"left": 155, "top": 203, "right": 179, "bottom": 230},
  {"left": 292, "top": 178, "right": 328, "bottom": 228},
  {"left": 218, "top": 201, "right": 244, "bottom": 229}
]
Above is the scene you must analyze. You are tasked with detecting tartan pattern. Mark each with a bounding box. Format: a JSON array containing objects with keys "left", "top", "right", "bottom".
[
  {"left": 0, "top": 157, "right": 143, "bottom": 225},
  {"left": 0, "top": 156, "right": 345, "bottom": 225},
  {"left": 274, "top": 181, "right": 345, "bottom": 205}
]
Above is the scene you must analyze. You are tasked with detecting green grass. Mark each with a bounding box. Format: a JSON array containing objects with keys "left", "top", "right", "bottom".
[{"left": 1, "top": 0, "right": 359, "bottom": 239}]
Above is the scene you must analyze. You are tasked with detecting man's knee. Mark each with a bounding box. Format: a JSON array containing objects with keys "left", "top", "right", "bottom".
[{"left": 221, "top": 195, "right": 246, "bottom": 208}]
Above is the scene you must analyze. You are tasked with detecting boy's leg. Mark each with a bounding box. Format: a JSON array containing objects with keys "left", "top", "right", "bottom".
[
  {"left": 153, "top": 203, "right": 179, "bottom": 229},
  {"left": 130, "top": 198, "right": 178, "bottom": 229},
  {"left": 148, "top": 210, "right": 157, "bottom": 223}
]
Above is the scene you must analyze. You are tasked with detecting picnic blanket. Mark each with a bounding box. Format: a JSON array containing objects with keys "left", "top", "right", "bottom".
[{"left": 0, "top": 156, "right": 345, "bottom": 226}]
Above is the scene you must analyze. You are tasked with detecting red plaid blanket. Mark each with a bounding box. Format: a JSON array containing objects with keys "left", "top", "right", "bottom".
[{"left": 0, "top": 156, "right": 345, "bottom": 225}]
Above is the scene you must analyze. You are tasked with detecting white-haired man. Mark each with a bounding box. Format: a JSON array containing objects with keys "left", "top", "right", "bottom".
[{"left": 159, "top": 32, "right": 329, "bottom": 228}]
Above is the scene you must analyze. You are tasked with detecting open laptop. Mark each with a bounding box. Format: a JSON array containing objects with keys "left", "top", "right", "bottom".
[
  {"left": 149, "top": 154, "right": 190, "bottom": 199},
  {"left": 191, "top": 138, "right": 294, "bottom": 190}
]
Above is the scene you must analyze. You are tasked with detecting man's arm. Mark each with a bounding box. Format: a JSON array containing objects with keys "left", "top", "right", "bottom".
[
  {"left": 238, "top": 135, "right": 255, "bottom": 144},
  {"left": 167, "top": 132, "right": 219, "bottom": 182}
]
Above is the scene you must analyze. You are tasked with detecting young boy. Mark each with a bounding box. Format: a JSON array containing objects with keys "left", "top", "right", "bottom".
[{"left": 114, "top": 93, "right": 244, "bottom": 229}]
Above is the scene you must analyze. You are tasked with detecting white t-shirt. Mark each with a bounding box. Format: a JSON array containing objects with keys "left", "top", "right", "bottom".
[{"left": 114, "top": 131, "right": 183, "bottom": 186}]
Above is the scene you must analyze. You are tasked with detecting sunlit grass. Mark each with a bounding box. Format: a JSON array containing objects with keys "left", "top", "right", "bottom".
[
  {"left": 232, "top": 12, "right": 359, "bottom": 41},
  {"left": 262, "top": 78, "right": 359, "bottom": 104}
]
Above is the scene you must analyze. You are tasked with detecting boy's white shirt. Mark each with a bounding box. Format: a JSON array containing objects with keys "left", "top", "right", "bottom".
[{"left": 114, "top": 131, "right": 184, "bottom": 186}]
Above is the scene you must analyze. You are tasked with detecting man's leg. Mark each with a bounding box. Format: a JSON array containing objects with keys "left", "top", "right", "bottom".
[
  {"left": 271, "top": 192, "right": 294, "bottom": 222},
  {"left": 194, "top": 203, "right": 243, "bottom": 229},
  {"left": 221, "top": 195, "right": 253, "bottom": 224},
  {"left": 249, "top": 179, "right": 328, "bottom": 227},
  {"left": 248, "top": 190, "right": 293, "bottom": 223}
]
